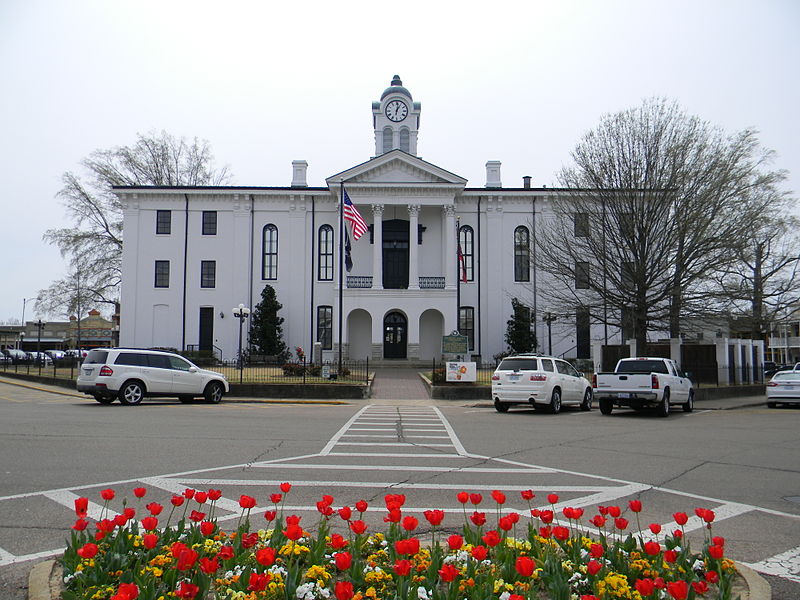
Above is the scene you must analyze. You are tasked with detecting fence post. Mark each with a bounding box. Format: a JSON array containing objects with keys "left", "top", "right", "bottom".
[
  {"left": 365, "top": 357, "right": 369, "bottom": 385},
  {"left": 303, "top": 357, "right": 306, "bottom": 386}
]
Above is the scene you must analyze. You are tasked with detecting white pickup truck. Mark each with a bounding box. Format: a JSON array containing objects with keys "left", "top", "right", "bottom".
[{"left": 592, "top": 357, "right": 694, "bottom": 417}]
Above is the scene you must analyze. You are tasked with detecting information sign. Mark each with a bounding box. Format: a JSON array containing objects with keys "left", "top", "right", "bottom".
[
  {"left": 442, "top": 335, "right": 469, "bottom": 355},
  {"left": 446, "top": 361, "right": 476, "bottom": 382}
]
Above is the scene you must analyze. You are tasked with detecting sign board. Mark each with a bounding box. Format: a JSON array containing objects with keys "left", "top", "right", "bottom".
[
  {"left": 446, "top": 361, "right": 476, "bottom": 382},
  {"left": 442, "top": 335, "right": 469, "bottom": 355},
  {"left": 321, "top": 365, "right": 330, "bottom": 379}
]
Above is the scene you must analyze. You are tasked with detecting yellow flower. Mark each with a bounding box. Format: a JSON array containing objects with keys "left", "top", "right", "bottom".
[{"left": 305, "top": 564, "right": 332, "bottom": 584}]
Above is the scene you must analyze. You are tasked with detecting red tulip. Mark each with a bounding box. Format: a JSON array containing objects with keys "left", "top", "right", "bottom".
[
  {"left": 188, "top": 510, "right": 205, "bottom": 522},
  {"left": 383, "top": 493, "right": 404, "bottom": 508},
  {"left": 176, "top": 548, "right": 199, "bottom": 570},
  {"left": 587, "top": 560, "right": 602, "bottom": 576},
  {"left": 194, "top": 491, "right": 208, "bottom": 504},
  {"left": 692, "top": 581, "right": 709, "bottom": 594},
  {"left": 664, "top": 550, "right": 678, "bottom": 563},
  {"left": 438, "top": 563, "right": 459, "bottom": 582},
  {"left": 241, "top": 532, "right": 259, "bottom": 548},
  {"left": 540, "top": 510, "right": 554, "bottom": 524},
  {"left": 470, "top": 511, "right": 486, "bottom": 526},
  {"left": 539, "top": 526, "right": 552, "bottom": 538},
  {"left": 338, "top": 506, "right": 352, "bottom": 521},
  {"left": 329, "top": 533, "right": 348, "bottom": 549},
  {"left": 77, "top": 542, "right": 98, "bottom": 559},
  {"left": 208, "top": 489, "right": 222, "bottom": 501},
  {"left": 708, "top": 544, "right": 724, "bottom": 559},
  {"left": 349, "top": 520, "right": 367, "bottom": 535},
  {"left": 607, "top": 505, "right": 621, "bottom": 518},
  {"left": 491, "top": 490, "right": 506, "bottom": 504},
  {"left": 635, "top": 578, "right": 655, "bottom": 596},
  {"left": 74, "top": 497, "right": 89, "bottom": 517},
  {"left": 666, "top": 580, "right": 688, "bottom": 600},
  {"left": 175, "top": 582, "right": 200, "bottom": 599},
  {"left": 270, "top": 493, "right": 282, "bottom": 504},
  {"left": 112, "top": 582, "right": 139, "bottom": 600},
  {"left": 141, "top": 516, "right": 158, "bottom": 531},
  {"left": 171, "top": 495, "right": 185, "bottom": 507},
  {"left": 614, "top": 517, "right": 629, "bottom": 530},
  {"left": 239, "top": 495, "right": 256, "bottom": 509},
  {"left": 498, "top": 515, "right": 514, "bottom": 531},
  {"left": 394, "top": 537, "right": 420, "bottom": 556},
  {"left": 579, "top": 596, "right": 599, "bottom": 600},
  {"left": 263, "top": 510, "right": 277, "bottom": 522},
  {"left": 334, "top": 551, "right": 352, "bottom": 570},
  {"left": 114, "top": 514, "right": 128, "bottom": 527},
  {"left": 673, "top": 512, "right": 688, "bottom": 525},
  {"left": 355, "top": 500, "right": 368, "bottom": 513},
  {"left": 628, "top": 499, "right": 642, "bottom": 513},
  {"left": 520, "top": 489, "right": 535, "bottom": 501},
  {"left": 143, "top": 533, "right": 158, "bottom": 549},
  {"left": 100, "top": 489, "right": 115, "bottom": 501},
  {"left": 704, "top": 570, "right": 719, "bottom": 583},
  {"left": 482, "top": 529, "right": 501, "bottom": 547},
  {"left": 469, "top": 493, "right": 482, "bottom": 505},
  {"left": 334, "top": 581, "right": 353, "bottom": 600},
  {"left": 248, "top": 572, "right": 270, "bottom": 592},
  {"left": 200, "top": 521, "right": 215, "bottom": 536},
  {"left": 72, "top": 518, "right": 88, "bottom": 531},
  {"left": 712, "top": 536, "right": 725, "bottom": 547},
  {"left": 649, "top": 523, "right": 661, "bottom": 535},
  {"left": 447, "top": 534, "right": 463, "bottom": 550},
  {"left": 146, "top": 502, "right": 163, "bottom": 516},
  {"left": 589, "top": 543, "right": 604, "bottom": 558},
  {"left": 547, "top": 493, "right": 559, "bottom": 504},
  {"left": 280, "top": 482, "right": 292, "bottom": 493},
  {"left": 256, "top": 546, "right": 276, "bottom": 566},
  {"left": 515, "top": 555, "right": 535, "bottom": 577},
  {"left": 553, "top": 526, "right": 570, "bottom": 540},
  {"left": 384, "top": 508, "right": 401, "bottom": 523},
  {"left": 402, "top": 515, "right": 418, "bottom": 531},
  {"left": 456, "top": 491, "right": 469, "bottom": 504},
  {"left": 590, "top": 515, "right": 607, "bottom": 528},
  {"left": 199, "top": 557, "right": 219, "bottom": 574},
  {"left": 644, "top": 541, "right": 660, "bottom": 556},
  {"left": 423, "top": 509, "right": 445, "bottom": 526},
  {"left": 217, "top": 545, "right": 234, "bottom": 560},
  {"left": 285, "top": 524, "right": 303, "bottom": 541},
  {"left": 183, "top": 488, "right": 195, "bottom": 499},
  {"left": 133, "top": 487, "right": 147, "bottom": 498},
  {"left": 470, "top": 545, "right": 488, "bottom": 561},
  {"left": 394, "top": 559, "right": 412, "bottom": 576}
]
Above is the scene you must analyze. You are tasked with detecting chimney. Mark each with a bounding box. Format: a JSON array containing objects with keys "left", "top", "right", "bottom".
[
  {"left": 291, "top": 160, "right": 308, "bottom": 187},
  {"left": 485, "top": 161, "right": 502, "bottom": 188},
  {"left": 522, "top": 175, "right": 531, "bottom": 189}
]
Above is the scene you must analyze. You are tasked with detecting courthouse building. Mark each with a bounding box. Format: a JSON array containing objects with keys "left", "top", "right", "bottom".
[{"left": 115, "top": 76, "right": 598, "bottom": 363}]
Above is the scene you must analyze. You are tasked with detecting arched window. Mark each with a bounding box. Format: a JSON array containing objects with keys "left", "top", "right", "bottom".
[
  {"left": 399, "top": 128, "right": 410, "bottom": 153},
  {"left": 318, "top": 225, "right": 334, "bottom": 281},
  {"left": 459, "top": 225, "right": 474, "bottom": 282},
  {"left": 382, "top": 127, "right": 393, "bottom": 153},
  {"left": 514, "top": 226, "right": 530, "bottom": 282},
  {"left": 262, "top": 224, "right": 278, "bottom": 280}
]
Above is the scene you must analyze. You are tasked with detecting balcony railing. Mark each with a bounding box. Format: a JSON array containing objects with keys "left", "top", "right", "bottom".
[
  {"left": 419, "top": 277, "right": 445, "bottom": 289},
  {"left": 346, "top": 276, "right": 373, "bottom": 289}
]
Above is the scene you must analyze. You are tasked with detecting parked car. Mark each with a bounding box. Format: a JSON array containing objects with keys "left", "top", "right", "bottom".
[
  {"left": 592, "top": 357, "right": 694, "bottom": 417},
  {"left": 0, "top": 351, "right": 12, "bottom": 364},
  {"left": 76, "top": 348, "right": 229, "bottom": 405},
  {"left": 766, "top": 364, "right": 800, "bottom": 408},
  {"left": 27, "top": 351, "right": 53, "bottom": 366},
  {"left": 4, "top": 349, "right": 30, "bottom": 364},
  {"left": 45, "top": 349, "right": 65, "bottom": 360},
  {"left": 491, "top": 354, "right": 592, "bottom": 414}
]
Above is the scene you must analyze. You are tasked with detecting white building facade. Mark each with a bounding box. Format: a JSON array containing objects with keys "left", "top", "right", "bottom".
[{"left": 116, "top": 76, "right": 600, "bottom": 364}]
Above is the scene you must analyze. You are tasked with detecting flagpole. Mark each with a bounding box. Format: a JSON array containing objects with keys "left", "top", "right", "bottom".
[
  {"left": 456, "top": 217, "right": 461, "bottom": 337},
  {"left": 338, "top": 179, "right": 344, "bottom": 373}
]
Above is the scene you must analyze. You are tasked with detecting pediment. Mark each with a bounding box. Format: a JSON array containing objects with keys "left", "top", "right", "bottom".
[{"left": 326, "top": 150, "right": 467, "bottom": 187}]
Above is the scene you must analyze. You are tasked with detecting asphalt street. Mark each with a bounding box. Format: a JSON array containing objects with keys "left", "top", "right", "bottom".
[{"left": 0, "top": 376, "right": 798, "bottom": 599}]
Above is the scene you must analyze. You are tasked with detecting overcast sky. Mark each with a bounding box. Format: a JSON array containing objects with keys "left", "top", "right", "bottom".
[{"left": 1, "top": 0, "right": 797, "bottom": 324}]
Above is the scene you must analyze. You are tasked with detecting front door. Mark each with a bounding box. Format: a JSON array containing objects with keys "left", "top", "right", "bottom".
[
  {"left": 384, "top": 312, "right": 407, "bottom": 359},
  {"left": 199, "top": 307, "right": 214, "bottom": 352},
  {"left": 383, "top": 219, "right": 409, "bottom": 289}
]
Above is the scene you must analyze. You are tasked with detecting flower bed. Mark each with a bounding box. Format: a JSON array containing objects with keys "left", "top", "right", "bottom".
[{"left": 61, "top": 485, "right": 739, "bottom": 600}]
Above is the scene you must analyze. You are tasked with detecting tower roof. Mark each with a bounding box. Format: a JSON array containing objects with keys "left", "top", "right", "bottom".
[{"left": 380, "top": 75, "right": 412, "bottom": 100}]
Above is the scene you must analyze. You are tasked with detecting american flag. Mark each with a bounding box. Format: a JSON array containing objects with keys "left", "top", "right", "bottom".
[{"left": 342, "top": 188, "right": 368, "bottom": 241}]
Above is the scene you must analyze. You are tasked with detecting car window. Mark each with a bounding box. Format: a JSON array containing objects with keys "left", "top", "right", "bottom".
[
  {"left": 169, "top": 356, "right": 192, "bottom": 371},
  {"left": 84, "top": 350, "right": 109, "bottom": 364},
  {"left": 115, "top": 352, "right": 149, "bottom": 366},
  {"left": 541, "top": 359, "right": 554, "bottom": 372},
  {"left": 147, "top": 354, "right": 172, "bottom": 369},
  {"left": 616, "top": 359, "right": 670, "bottom": 374},
  {"left": 498, "top": 358, "right": 538, "bottom": 371},
  {"left": 555, "top": 361, "right": 572, "bottom": 375},
  {"left": 772, "top": 372, "right": 800, "bottom": 380}
]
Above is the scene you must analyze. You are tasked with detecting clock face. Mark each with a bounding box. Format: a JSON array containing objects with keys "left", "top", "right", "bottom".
[{"left": 385, "top": 99, "right": 408, "bottom": 122}]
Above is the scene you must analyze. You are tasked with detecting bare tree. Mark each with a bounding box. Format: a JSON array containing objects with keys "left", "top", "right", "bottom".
[
  {"left": 39, "top": 131, "right": 230, "bottom": 317},
  {"left": 537, "top": 99, "right": 783, "bottom": 350}
]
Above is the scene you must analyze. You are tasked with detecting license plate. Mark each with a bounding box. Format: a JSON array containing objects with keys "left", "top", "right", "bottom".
[
  {"left": 508, "top": 374, "right": 520, "bottom": 381},
  {"left": 617, "top": 393, "right": 630, "bottom": 398},
  {"left": 83, "top": 368, "right": 92, "bottom": 375},
  {"left": 784, "top": 385, "right": 795, "bottom": 390}
]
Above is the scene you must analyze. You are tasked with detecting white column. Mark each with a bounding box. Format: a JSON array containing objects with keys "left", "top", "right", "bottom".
[
  {"left": 372, "top": 204, "right": 384, "bottom": 289},
  {"left": 444, "top": 204, "right": 456, "bottom": 289},
  {"left": 408, "top": 204, "right": 420, "bottom": 290}
]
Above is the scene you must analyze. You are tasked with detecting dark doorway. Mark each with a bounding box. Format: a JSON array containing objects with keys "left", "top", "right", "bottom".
[
  {"left": 383, "top": 219, "right": 409, "bottom": 289},
  {"left": 199, "top": 307, "right": 214, "bottom": 352},
  {"left": 383, "top": 311, "right": 407, "bottom": 359}
]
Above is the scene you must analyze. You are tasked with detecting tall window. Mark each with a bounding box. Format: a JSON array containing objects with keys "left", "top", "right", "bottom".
[
  {"left": 317, "top": 306, "right": 333, "bottom": 350},
  {"left": 156, "top": 210, "right": 171, "bottom": 234},
  {"left": 202, "top": 211, "right": 217, "bottom": 235},
  {"left": 576, "top": 307, "right": 590, "bottom": 358},
  {"left": 575, "top": 261, "right": 590, "bottom": 289},
  {"left": 574, "top": 212, "right": 590, "bottom": 237},
  {"left": 399, "top": 128, "right": 410, "bottom": 153},
  {"left": 200, "top": 261, "right": 216, "bottom": 288},
  {"left": 262, "top": 224, "right": 278, "bottom": 280},
  {"left": 514, "top": 226, "right": 530, "bottom": 282},
  {"left": 154, "top": 260, "right": 170, "bottom": 288},
  {"left": 459, "top": 225, "right": 474, "bottom": 282},
  {"left": 459, "top": 306, "right": 475, "bottom": 351},
  {"left": 382, "top": 127, "right": 393, "bottom": 153},
  {"left": 318, "top": 225, "right": 334, "bottom": 281}
]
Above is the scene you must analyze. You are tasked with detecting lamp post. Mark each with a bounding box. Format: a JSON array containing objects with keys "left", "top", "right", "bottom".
[
  {"left": 232, "top": 304, "right": 250, "bottom": 384},
  {"left": 543, "top": 311, "right": 557, "bottom": 356},
  {"left": 35, "top": 319, "right": 44, "bottom": 374},
  {"left": 21, "top": 297, "right": 36, "bottom": 328}
]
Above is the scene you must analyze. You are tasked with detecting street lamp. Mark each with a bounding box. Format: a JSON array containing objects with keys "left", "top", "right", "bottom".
[
  {"left": 35, "top": 319, "right": 44, "bottom": 373},
  {"left": 21, "top": 297, "right": 36, "bottom": 329},
  {"left": 232, "top": 304, "right": 250, "bottom": 383},
  {"left": 543, "top": 311, "right": 557, "bottom": 355}
]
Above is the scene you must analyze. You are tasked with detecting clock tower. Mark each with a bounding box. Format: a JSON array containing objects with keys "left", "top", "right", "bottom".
[{"left": 372, "top": 75, "right": 421, "bottom": 156}]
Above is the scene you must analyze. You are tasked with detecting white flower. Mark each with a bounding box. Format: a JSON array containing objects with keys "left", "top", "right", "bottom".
[
  {"left": 500, "top": 592, "right": 511, "bottom": 600},
  {"left": 417, "top": 586, "right": 431, "bottom": 600},
  {"left": 692, "top": 559, "right": 704, "bottom": 571}
]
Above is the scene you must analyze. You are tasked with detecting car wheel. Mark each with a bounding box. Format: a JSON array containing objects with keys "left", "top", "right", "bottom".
[
  {"left": 204, "top": 381, "right": 225, "bottom": 404},
  {"left": 118, "top": 381, "right": 145, "bottom": 405},
  {"left": 494, "top": 398, "right": 509, "bottom": 413},
  {"left": 657, "top": 389, "right": 670, "bottom": 417},
  {"left": 683, "top": 390, "right": 694, "bottom": 413},
  {"left": 599, "top": 399, "right": 613, "bottom": 415},
  {"left": 178, "top": 395, "right": 195, "bottom": 404},
  {"left": 93, "top": 394, "right": 114, "bottom": 405},
  {"left": 580, "top": 388, "right": 592, "bottom": 411},
  {"left": 549, "top": 388, "right": 562, "bottom": 414},
  {"left": 767, "top": 401, "right": 777, "bottom": 408}
]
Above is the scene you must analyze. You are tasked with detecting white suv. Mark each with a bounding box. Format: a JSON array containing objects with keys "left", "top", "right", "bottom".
[
  {"left": 491, "top": 354, "right": 592, "bottom": 414},
  {"left": 77, "top": 348, "right": 229, "bottom": 405}
]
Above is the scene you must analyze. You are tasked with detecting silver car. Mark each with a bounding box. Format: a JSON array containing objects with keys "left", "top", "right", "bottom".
[{"left": 766, "top": 364, "right": 800, "bottom": 408}]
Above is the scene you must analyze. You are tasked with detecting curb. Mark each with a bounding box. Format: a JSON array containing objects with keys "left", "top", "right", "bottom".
[{"left": 28, "top": 558, "right": 773, "bottom": 600}]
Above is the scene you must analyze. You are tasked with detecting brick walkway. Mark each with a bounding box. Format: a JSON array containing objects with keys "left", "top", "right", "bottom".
[{"left": 370, "top": 367, "right": 431, "bottom": 401}]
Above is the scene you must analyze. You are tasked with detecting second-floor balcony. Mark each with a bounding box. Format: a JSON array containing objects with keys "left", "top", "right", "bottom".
[{"left": 346, "top": 276, "right": 446, "bottom": 290}]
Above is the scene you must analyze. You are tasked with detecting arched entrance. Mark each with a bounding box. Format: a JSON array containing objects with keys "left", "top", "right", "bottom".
[{"left": 383, "top": 311, "right": 407, "bottom": 359}]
